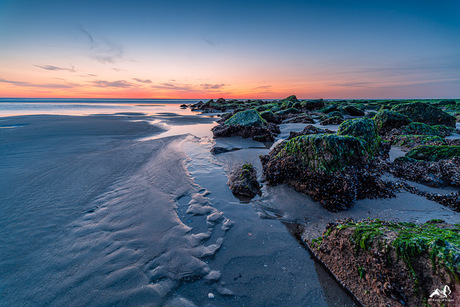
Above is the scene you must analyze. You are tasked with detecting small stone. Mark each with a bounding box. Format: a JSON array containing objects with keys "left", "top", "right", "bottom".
[{"left": 208, "top": 293, "right": 215, "bottom": 299}]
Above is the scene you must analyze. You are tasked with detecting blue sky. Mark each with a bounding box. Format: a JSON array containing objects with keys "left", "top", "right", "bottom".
[{"left": 0, "top": 0, "right": 459, "bottom": 98}]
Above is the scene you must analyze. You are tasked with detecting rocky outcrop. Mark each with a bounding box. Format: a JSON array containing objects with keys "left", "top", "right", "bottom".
[
  {"left": 288, "top": 125, "right": 333, "bottom": 139},
  {"left": 306, "top": 219, "right": 460, "bottom": 307},
  {"left": 337, "top": 118, "right": 380, "bottom": 154},
  {"left": 227, "top": 163, "right": 261, "bottom": 198},
  {"left": 405, "top": 145, "right": 460, "bottom": 162},
  {"left": 260, "top": 134, "right": 393, "bottom": 211},
  {"left": 373, "top": 110, "right": 411, "bottom": 134},
  {"left": 212, "top": 109, "right": 280, "bottom": 142},
  {"left": 390, "top": 157, "right": 460, "bottom": 188},
  {"left": 392, "top": 102, "right": 456, "bottom": 127}
]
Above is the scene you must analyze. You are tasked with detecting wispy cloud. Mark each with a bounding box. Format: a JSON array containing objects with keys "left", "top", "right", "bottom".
[
  {"left": 202, "top": 35, "right": 222, "bottom": 47},
  {"left": 34, "top": 65, "right": 76, "bottom": 72},
  {"left": 78, "top": 26, "right": 124, "bottom": 64},
  {"left": 200, "top": 83, "right": 225, "bottom": 90},
  {"left": 133, "top": 78, "right": 152, "bottom": 84},
  {"left": 92, "top": 80, "right": 134, "bottom": 88},
  {"left": 0, "top": 78, "right": 78, "bottom": 88},
  {"left": 152, "top": 83, "right": 194, "bottom": 92},
  {"left": 333, "top": 81, "right": 373, "bottom": 87}
]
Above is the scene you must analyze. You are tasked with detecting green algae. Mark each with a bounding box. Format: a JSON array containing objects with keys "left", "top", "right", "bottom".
[
  {"left": 337, "top": 118, "right": 380, "bottom": 155},
  {"left": 224, "top": 109, "right": 267, "bottom": 127},
  {"left": 392, "top": 102, "right": 456, "bottom": 128},
  {"left": 276, "top": 107, "right": 300, "bottom": 116},
  {"left": 405, "top": 145, "right": 460, "bottom": 162},
  {"left": 393, "top": 135, "right": 446, "bottom": 148},
  {"left": 333, "top": 220, "right": 460, "bottom": 279},
  {"left": 277, "top": 134, "right": 368, "bottom": 175},
  {"left": 373, "top": 109, "right": 412, "bottom": 133},
  {"left": 401, "top": 122, "right": 454, "bottom": 137}
]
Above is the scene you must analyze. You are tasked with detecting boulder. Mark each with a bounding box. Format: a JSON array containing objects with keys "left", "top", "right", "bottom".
[
  {"left": 227, "top": 163, "right": 261, "bottom": 198},
  {"left": 320, "top": 116, "right": 343, "bottom": 125},
  {"left": 401, "top": 122, "right": 449, "bottom": 137},
  {"left": 405, "top": 145, "right": 460, "bottom": 162},
  {"left": 337, "top": 118, "right": 380, "bottom": 154},
  {"left": 288, "top": 125, "right": 333, "bottom": 139},
  {"left": 212, "top": 109, "right": 279, "bottom": 142},
  {"left": 373, "top": 110, "right": 411, "bottom": 134},
  {"left": 283, "top": 114, "right": 314, "bottom": 124},
  {"left": 392, "top": 102, "right": 456, "bottom": 127},
  {"left": 343, "top": 105, "right": 365, "bottom": 116},
  {"left": 301, "top": 99, "right": 325, "bottom": 111},
  {"left": 224, "top": 109, "right": 266, "bottom": 127},
  {"left": 307, "top": 219, "right": 460, "bottom": 307},
  {"left": 260, "top": 134, "right": 393, "bottom": 210},
  {"left": 392, "top": 135, "right": 446, "bottom": 149},
  {"left": 260, "top": 110, "right": 281, "bottom": 124}
]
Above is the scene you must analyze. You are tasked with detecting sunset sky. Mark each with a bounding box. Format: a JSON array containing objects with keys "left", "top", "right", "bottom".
[{"left": 1, "top": 0, "right": 459, "bottom": 99}]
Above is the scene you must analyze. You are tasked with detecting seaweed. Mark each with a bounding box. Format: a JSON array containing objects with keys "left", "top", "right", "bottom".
[{"left": 405, "top": 145, "right": 460, "bottom": 162}]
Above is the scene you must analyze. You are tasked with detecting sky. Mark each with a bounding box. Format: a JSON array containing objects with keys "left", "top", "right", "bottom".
[{"left": 0, "top": 0, "right": 459, "bottom": 99}]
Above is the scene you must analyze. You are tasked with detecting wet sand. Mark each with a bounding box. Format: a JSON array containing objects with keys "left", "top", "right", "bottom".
[{"left": 1, "top": 104, "right": 457, "bottom": 306}]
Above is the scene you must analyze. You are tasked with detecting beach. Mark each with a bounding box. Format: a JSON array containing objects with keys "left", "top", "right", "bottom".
[{"left": 0, "top": 101, "right": 353, "bottom": 306}]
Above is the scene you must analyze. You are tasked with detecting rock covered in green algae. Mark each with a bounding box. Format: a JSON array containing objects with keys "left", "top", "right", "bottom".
[
  {"left": 280, "top": 95, "right": 300, "bottom": 103},
  {"left": 227, "top": 163, "right": 261, "bottom": 198},
  {"left": 406, "top": 145, "right": 460, "bottom": 162},
  {"left": 260, "top": 134, "right": 393, "bottom": 211},
  {"left": 259, "top": 110, "right": 281, "bottom": 124},
  {"left": 279, "top": 134, "right": 368, "bottom": 175},
  {"left": 337, "top": 118, "right": 380, "bottom": 154},
  {"left": 401, "top": 122, "right": 453, "bottom": 137},
  {"left": 300, "top": 99, "right": 325, "bottom": 111},
  {"left": 320, "top": 116, "right": 343, "bottom": 125},
  {"left": 343, "top": 105, "right": 365, "bottom": 116},
  {"left": 224, "top": 109, "right": 267, "bottom": 127},
  {"left": 392, "top": 135, "right": 446, "bottom": 149},
  {"left": 392, "top": 102, "right": 456, "bottom": 127},
  {"left": 276, "top": 107, "right": 301, "bottom": 117},
  {"left": 308, "top": 219, "right": 460, "bottom": 307},
  {"left": 213, "top": 109, "right": 280, "bottom": 142},
  {"left": 373, "top": 109, "right": 412, "bottom": 134}
]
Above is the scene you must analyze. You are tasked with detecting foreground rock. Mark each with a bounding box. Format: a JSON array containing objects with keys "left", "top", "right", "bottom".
[
  {"left": 227, "top": 163, "right": 261, "bottom": 198},
  {"left": 306, "top": 219, "right": 460, "bottom": 307},
  {"left": 212, "top": 109, "right": 279, "bottom": 142},
  {"left": 405, "top": 145, "right": 460, "bottom": 162},
  {"left": 260, "top": 133, "right": 393, "bottom": 211}
]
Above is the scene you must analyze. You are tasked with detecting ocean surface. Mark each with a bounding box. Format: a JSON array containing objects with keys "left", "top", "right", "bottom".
[{"left": 1, "top": 99, "right": 456, "bottom": 306}]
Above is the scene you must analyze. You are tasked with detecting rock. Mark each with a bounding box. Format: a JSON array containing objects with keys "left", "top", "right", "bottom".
[
  {"left": 301, "top": 99, "right": 325, "bottom": 111},
  {"left": 337, "top": 118, "right": 380, "bottom": 154},
  {"left": 260, "top": 110, "right": 281, "bottom": 124},
  {"left": 307, "top": 219, "right": 460, "bottom": 307},
  {"left": 392, "top": 135, "right": 446, "bottom": 149},
  {"left": 276, "top": 107, "right": 300, "bottom": 117},
  {"left": 216, "top": 97, "right": 226, "bottom": 104},
  {"left": 392, "top": 102, "right": 456, "bottom": 127},
  {"left": 260, "top": 134, "right": 393, "bottom": 210},
  {"left": 373, "top": 110, "right": 411, "bottom": 134},
  {"left": 180, "top": 104, "right": 188, "bottom": 108},
  {"left": 210, "top": 146, "right": 241, "bottom": 155},
  {"left": 320, "top": 116, "right": 343, "bottom": 125},
  {"left": 227, "top": 163, "right": 261, "bottom": 198},
  {"left": 288, "top": 125, "right": 333, "bottom": 139},
  {"left": 212, "top": 109, "right": 279, "bottom": 142},
  {"left": 365, "top": 111, "right": 377, "bottom": 118},
  {"left": 343, "top": 105, "right": 365, "bottom": 116},
  {"left": 327, "top": 110, "right": 344, "bottom": 119},
  {"left": 319, "top": 104, "right": 338, "bottom": 114},
  {"left": 401, "top": 122, "right": 452, "bottom": 137},
  {"left": 405, "top": 145, "right": 460, "bottom": 162},
  {"left": 391, "top": 156, "right": 460, "bottom": 188},
  {"left": 283, "top": 114, "right": 314, "bottom": 124},
  {"left": 224, "top": 109, "right": 266, "bottom": 127},
  {"left": 280, "top": 95, "right": 300, "bottom": 103}
]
